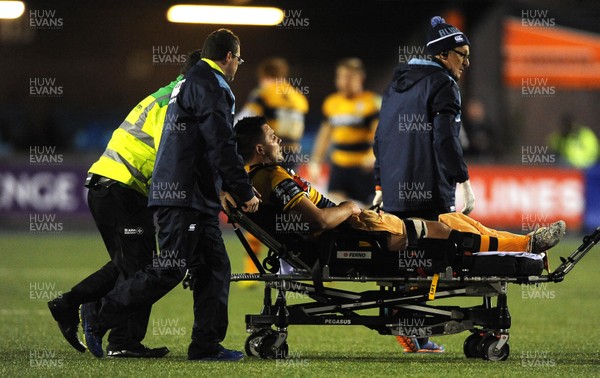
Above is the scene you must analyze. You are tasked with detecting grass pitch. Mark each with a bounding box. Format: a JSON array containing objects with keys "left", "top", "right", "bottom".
[{"left": 1, "top": 230, "right": 599, "bottom": 377}]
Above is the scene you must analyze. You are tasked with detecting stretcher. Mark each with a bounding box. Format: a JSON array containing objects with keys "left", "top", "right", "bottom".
[{"left": 228, "top": 207, "right": 599, "bottom": 361}]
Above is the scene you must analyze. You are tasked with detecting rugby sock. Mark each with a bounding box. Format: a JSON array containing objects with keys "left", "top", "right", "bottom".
[
  {"left": 496, "top": 236, "right": 529, "bottom": 252},
  {"left": 449, "top": 230, "right": 527, "bottom": 252}
]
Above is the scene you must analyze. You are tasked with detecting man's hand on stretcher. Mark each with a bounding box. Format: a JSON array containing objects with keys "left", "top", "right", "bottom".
[{"left": 220, "top": 189, "right": 261, "bottom": 214}]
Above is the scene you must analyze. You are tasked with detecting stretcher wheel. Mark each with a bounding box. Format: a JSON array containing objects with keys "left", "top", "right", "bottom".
[
  {"left": 258, "top": 333, "right": 288, "bottom": 359},
  {"left": 245, "top": 329, "right": 270, "bottom": 357},
  {"left": 481, "top": 337, "right": 509, "bottom": 361},
  {"left": 463, "top": 333, "right": 483, "bottom": 358}
]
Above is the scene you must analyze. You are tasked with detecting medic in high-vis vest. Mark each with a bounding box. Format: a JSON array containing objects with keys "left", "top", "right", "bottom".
[{"left": 47, "top": 50, "right": 201, "bottom": 359}]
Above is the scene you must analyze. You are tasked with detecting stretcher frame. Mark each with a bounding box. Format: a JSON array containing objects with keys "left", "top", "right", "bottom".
[{"left": 228, "top": 207, "right": 599, "bottom": 361}]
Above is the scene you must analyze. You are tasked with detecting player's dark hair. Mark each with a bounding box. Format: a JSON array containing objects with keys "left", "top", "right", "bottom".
[
  {"left": 257, "top": 57, "right": 289, "bottom": 79},
  {"left": 336, "top": 57, "right": 365, "bottom": 77},
  {"left": 201, "top": 28, "right": 240, "bottom": 61},
  {"left": 181, "top": 49, "right": 201, "bottom": 74},
  {"left": 235, "top": 116, "right": 268, "bottom": 163}
]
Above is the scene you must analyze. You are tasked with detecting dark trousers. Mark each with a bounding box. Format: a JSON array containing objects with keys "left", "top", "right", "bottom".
[
  {"left": 68, "top": 183, "right": 155, "bottom": 349},
  {"left": 97, "top": 207, "right": 231, "bottom": 358}
]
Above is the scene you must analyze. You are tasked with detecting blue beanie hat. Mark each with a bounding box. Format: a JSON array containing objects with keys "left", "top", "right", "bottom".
[{"left": 426, "top": 16, "right": 470, "bottom": 55}]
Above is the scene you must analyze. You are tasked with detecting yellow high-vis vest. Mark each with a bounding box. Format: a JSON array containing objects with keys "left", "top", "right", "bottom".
[{"left": 88, "top": 76, "right": 182, "bottom": 195}]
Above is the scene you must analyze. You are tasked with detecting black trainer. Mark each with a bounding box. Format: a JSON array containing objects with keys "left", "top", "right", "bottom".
[
  {"left": 80, "top": 302, "right": 104, "bottom": 358},
  {"left": 107, "top": 345, "right": 170, "bottom": 358},
  {"left": 47, "top": 298, "right": 86, "bottom": 353}
]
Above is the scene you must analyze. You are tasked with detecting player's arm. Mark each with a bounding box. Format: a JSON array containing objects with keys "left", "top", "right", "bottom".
[
  {"left": 311, "top": 121, "right": 332, "bottom": 165},
  {"left": 309, "top": 121, "right": 333, "bottom": 180},
  {"left": 291, "top": 196, "right": 360, "bottom": 231},
  {"left": 311, "top": 121, "right": 333, "bottom": 164}
]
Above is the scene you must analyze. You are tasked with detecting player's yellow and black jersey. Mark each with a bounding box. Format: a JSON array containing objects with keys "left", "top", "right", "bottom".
[
  {"left": 239, "top": 82, "right": 309, "bottom": 143},
  {"left": 245, "top": 163, "right": 335, "bottom": 242},
  {"left": 247, "top": 164, "right": 335, "bottom": 212},
  {"left": 322, "top": 91, "right": 381, "bottom": 167}
]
